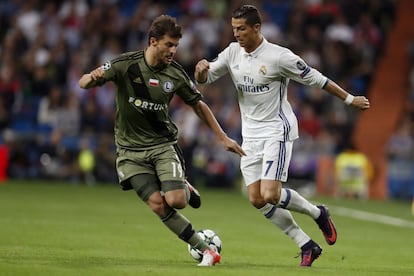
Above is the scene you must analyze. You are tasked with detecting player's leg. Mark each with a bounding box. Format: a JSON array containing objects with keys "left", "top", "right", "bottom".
[
  {"left": 153, "top": 144, "right": 200, "bottom": 209},
  {"left": 116, "top": 148, "right": 217, "bottom": 266},
  {"left": 247, "top": 182, "right": 322, "bottom": 266},
  {"left": 261, "top": 179, "right": 320, "bottom": 218},
  {"left": 156, "top": 144, "right": 200, "bottom": 208},
  {"left": 173, "top": 144, "right": 201, "bottom": 208},
  {"left": 129, "top": 174, "right": 220, "bottom": 266},
  {"left": 242, "top": 141, "right": 321, "bottom": 266},
  {"left": 267, "top": 185, "right": 337, "bottom": 246},
  {"left": 261, "top": 139, "right": 337, "bottom": 245},
  {"left": 154, "top": 145, "right": 219, "bottom": 265},
  {"left": 185, "top": 179, "right": 201, "bottom": 208},
  {"left": 252, "top": 187, "right": 311, "bottom": 247},
  {"left": 258, "top": 201, "right": 311, "bottom": 247}
]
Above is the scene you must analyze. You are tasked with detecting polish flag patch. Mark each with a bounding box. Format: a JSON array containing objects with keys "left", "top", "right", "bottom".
[{"left": 149, "top": 78, "right": 159, "bottom": 87}]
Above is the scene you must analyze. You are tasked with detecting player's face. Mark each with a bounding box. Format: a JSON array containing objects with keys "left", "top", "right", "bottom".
[
  {"left": 231, "top": 18, "right": 261, "bottom": 52},
  {"left": 151, "top": 35, "right": 179, "bottom": 65}
]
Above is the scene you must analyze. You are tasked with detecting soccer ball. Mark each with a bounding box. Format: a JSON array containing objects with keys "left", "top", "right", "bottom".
[{"left": 187, "top": 229, "right": 222, "bottom": 262}]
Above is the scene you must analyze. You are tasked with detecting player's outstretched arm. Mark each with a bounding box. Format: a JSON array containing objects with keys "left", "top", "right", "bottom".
[
  {"left": 324, "top": 80, "right": 370, "bottom": 110},
  {"left": 79, "top": 67, "right": 105, "bottom": 89},
  {"left": 191, "top": 100, "right": 246, "bottom": 157}
]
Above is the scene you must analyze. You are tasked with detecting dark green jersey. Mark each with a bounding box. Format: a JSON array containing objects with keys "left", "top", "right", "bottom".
[{"left": 99, "top": 50, "right": 202, "bottom": 150}]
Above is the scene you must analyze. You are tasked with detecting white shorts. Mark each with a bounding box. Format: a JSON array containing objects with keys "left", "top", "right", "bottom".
[{"left": 240, "top": 139, "right": 293, "bottom": 186}]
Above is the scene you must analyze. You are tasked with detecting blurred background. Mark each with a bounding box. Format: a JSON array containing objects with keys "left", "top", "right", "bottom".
[{"left": 0, "top": 0, "right": 412, "bottom": 201}]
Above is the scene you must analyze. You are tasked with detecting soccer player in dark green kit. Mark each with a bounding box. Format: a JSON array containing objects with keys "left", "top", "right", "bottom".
[{"left": 78, "top": 15, "right": 245, "bottom": 266}]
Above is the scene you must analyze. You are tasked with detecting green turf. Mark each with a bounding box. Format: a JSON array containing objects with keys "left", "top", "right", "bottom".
[{"left": 0, "top": 180, "right": 413, "bottom": 275}]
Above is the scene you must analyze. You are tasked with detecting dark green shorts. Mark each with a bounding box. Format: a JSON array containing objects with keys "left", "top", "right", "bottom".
[{"left": 116, "top": 144, "right": 187, "bottom": 198}]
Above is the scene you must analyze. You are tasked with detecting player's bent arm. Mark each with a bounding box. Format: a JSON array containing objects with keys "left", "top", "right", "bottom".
[
  {"left": 191, "top": 100, "right": 246, "bottom": 157},
  {"left": 79, "top": 74, "right": 96, "bottom": 89},
  {"left": 194, "top": 59, "right": 209, "bottom": 84},
  {"left": 324, "top": 80, "right": 370, "bottom": 110},
  {"left": 78, "top": 67, "right": 105, "bottom": 89}
]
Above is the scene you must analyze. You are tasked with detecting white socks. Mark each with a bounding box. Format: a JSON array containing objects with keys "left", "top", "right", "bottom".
[
  {"left": 257, "top": 188, "right": 324, "bottom": 248},
  {"left": 259, "top": 203, "right": 310, "bottom": 248},
  {"left": 278, "top": 188, "right": 321, "bottom": 219}
]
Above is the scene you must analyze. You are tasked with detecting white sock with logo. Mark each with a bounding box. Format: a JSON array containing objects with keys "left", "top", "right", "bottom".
[
  {"left": 278, "top": 188, "right": 321, "bottom": 219},
  {"left": 259, "top": 203, "right": 310, "bottom": 247}
]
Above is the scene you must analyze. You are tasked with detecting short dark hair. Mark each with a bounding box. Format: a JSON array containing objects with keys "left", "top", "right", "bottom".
[
  {"left": 232, "top": 5, "right": 262, "bottom": 26},
  {"left": 148, "top": 15, "right": 182, "bottom": 45}
]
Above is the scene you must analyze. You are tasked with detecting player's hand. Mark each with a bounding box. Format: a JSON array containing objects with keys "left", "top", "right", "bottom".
[
  {"left": 79, "top": 67, "right": 105, "bottom": 89},
  {"left": 221, "top": 137, "right": 246, "bottom": 157},
  {"left": 195, "top": 59, "right": 210, "bottom": 83},
  {"left": 351, "top": 96, "right": 370, "bottom": 110},
  {"left": 90, "top": 67, "right": 105, "bottom": 81}
]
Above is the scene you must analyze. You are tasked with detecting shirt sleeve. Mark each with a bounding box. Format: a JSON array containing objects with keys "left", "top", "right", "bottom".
[
  {"left": 101, "top": 53, "right": 130, "bottom": 84},
  {"left": 101, "top": 60, "right": 117, "bottom": 82},
  {"left": 206, "top": 46, "right": 231, "bottom": 84},
  {"left": 176, "top": 72, "right": 203, "bottom": 106},
  {"left": 279, "top": 49, "right": 328, "bottom": 89}
]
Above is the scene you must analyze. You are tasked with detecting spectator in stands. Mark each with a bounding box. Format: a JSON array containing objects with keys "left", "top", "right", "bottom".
[
  {"left": 387, "top": 116, "right": 414, "bottom": 200},
  {"left": 0, "top": 65, "right": 21, "bottom": 129},
  {"left": 298, "top": 103, "right": 322, "bottom": 138},
  {"left": 0, "top": 0, "right": 397, "bottom": 189},
  {"left": 37, "top": 85, "right": 62, "bottom": 129},
  {"left": 77, "top": 136, "right": 96, "bottom": 185},
  {"left": 94, "top": 133, "right": 116, "bottom": 183},
  {"left": 80, "top": 94, "right": 101, "bottom": 135},
  {"left": 353, "top": 13, "right": 382, "bottom": 63},
  {"left": 335, "top": 143, "right": 373, "bottom": 199},
  {"left": 54, "top": 91, "right": 80, "bottom": 137}
]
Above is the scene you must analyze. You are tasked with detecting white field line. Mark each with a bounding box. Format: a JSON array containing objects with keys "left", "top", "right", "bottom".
[{"left": 331, "top": 206, "right": 414, "bottom": 229}]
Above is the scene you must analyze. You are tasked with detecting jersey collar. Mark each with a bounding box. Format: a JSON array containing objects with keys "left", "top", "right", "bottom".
[
  {"left": 143, "top": 48, "right": 167, "bottom": 73},
  {"left": 241, "top": 37, "right": 267, "bottom": 58}
]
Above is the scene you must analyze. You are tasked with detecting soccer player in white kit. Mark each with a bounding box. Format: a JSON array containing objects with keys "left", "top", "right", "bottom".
[{"left": 195, "top": 5, "right": 370, "bottom": 267}]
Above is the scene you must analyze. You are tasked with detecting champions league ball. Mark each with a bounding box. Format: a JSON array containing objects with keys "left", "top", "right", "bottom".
[{"left": 188, "top": 229, "right": 222, "bottom": 262}]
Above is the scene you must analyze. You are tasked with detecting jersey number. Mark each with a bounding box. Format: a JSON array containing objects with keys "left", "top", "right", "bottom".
[
  {"left": 171, "top": 162, "right": 183, "bottom": 178},
  {"left": 265, "top": 160, "right": 274, "bottom": 176}
]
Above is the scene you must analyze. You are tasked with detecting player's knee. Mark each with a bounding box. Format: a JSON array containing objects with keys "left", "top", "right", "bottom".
[
  {"left": 262, "top": 190, "right": 280, "bottom": 205},
  {"left": 261, "top": 183, "right": 281, "bottom": 204},
  {"left": 167, "top": 199, "right": 186, "bottom": 209},
  {"left": 165, "top": 192, "right": 187, "bottom": 209},
  {"left": 146, "top": 194, "right": 167, "bottom": 216},
  {"left": 148, "top": 201, "right": 166, "bottom": 216},
  {"left": 249, "top": 194, "right": 265, "bottom": 208}
]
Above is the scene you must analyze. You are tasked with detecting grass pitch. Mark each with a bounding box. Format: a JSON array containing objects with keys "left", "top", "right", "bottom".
[{"left": 0, "top": 180, "right": 413, "bottom": 276}]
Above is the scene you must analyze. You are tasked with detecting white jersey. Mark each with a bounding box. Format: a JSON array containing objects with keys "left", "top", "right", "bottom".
[{"left": 205, "top": 38, "right": 328, "bottom": 141}]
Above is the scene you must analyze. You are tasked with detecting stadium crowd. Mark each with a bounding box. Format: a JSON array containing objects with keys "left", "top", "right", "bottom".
[
  {"left": 1, "top": 0, "right": 410, "bottom": 198},
  {"left": 386, "top": 36, "right": 414, "bottom": 200}
]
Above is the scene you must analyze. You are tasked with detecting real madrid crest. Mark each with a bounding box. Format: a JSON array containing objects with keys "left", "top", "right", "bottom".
[
  {"left": 259, "top": 65, "right": 267, "bottom": 75},
  {"left": 163, "top": 81, "right": 174, "bottom": 92}
]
